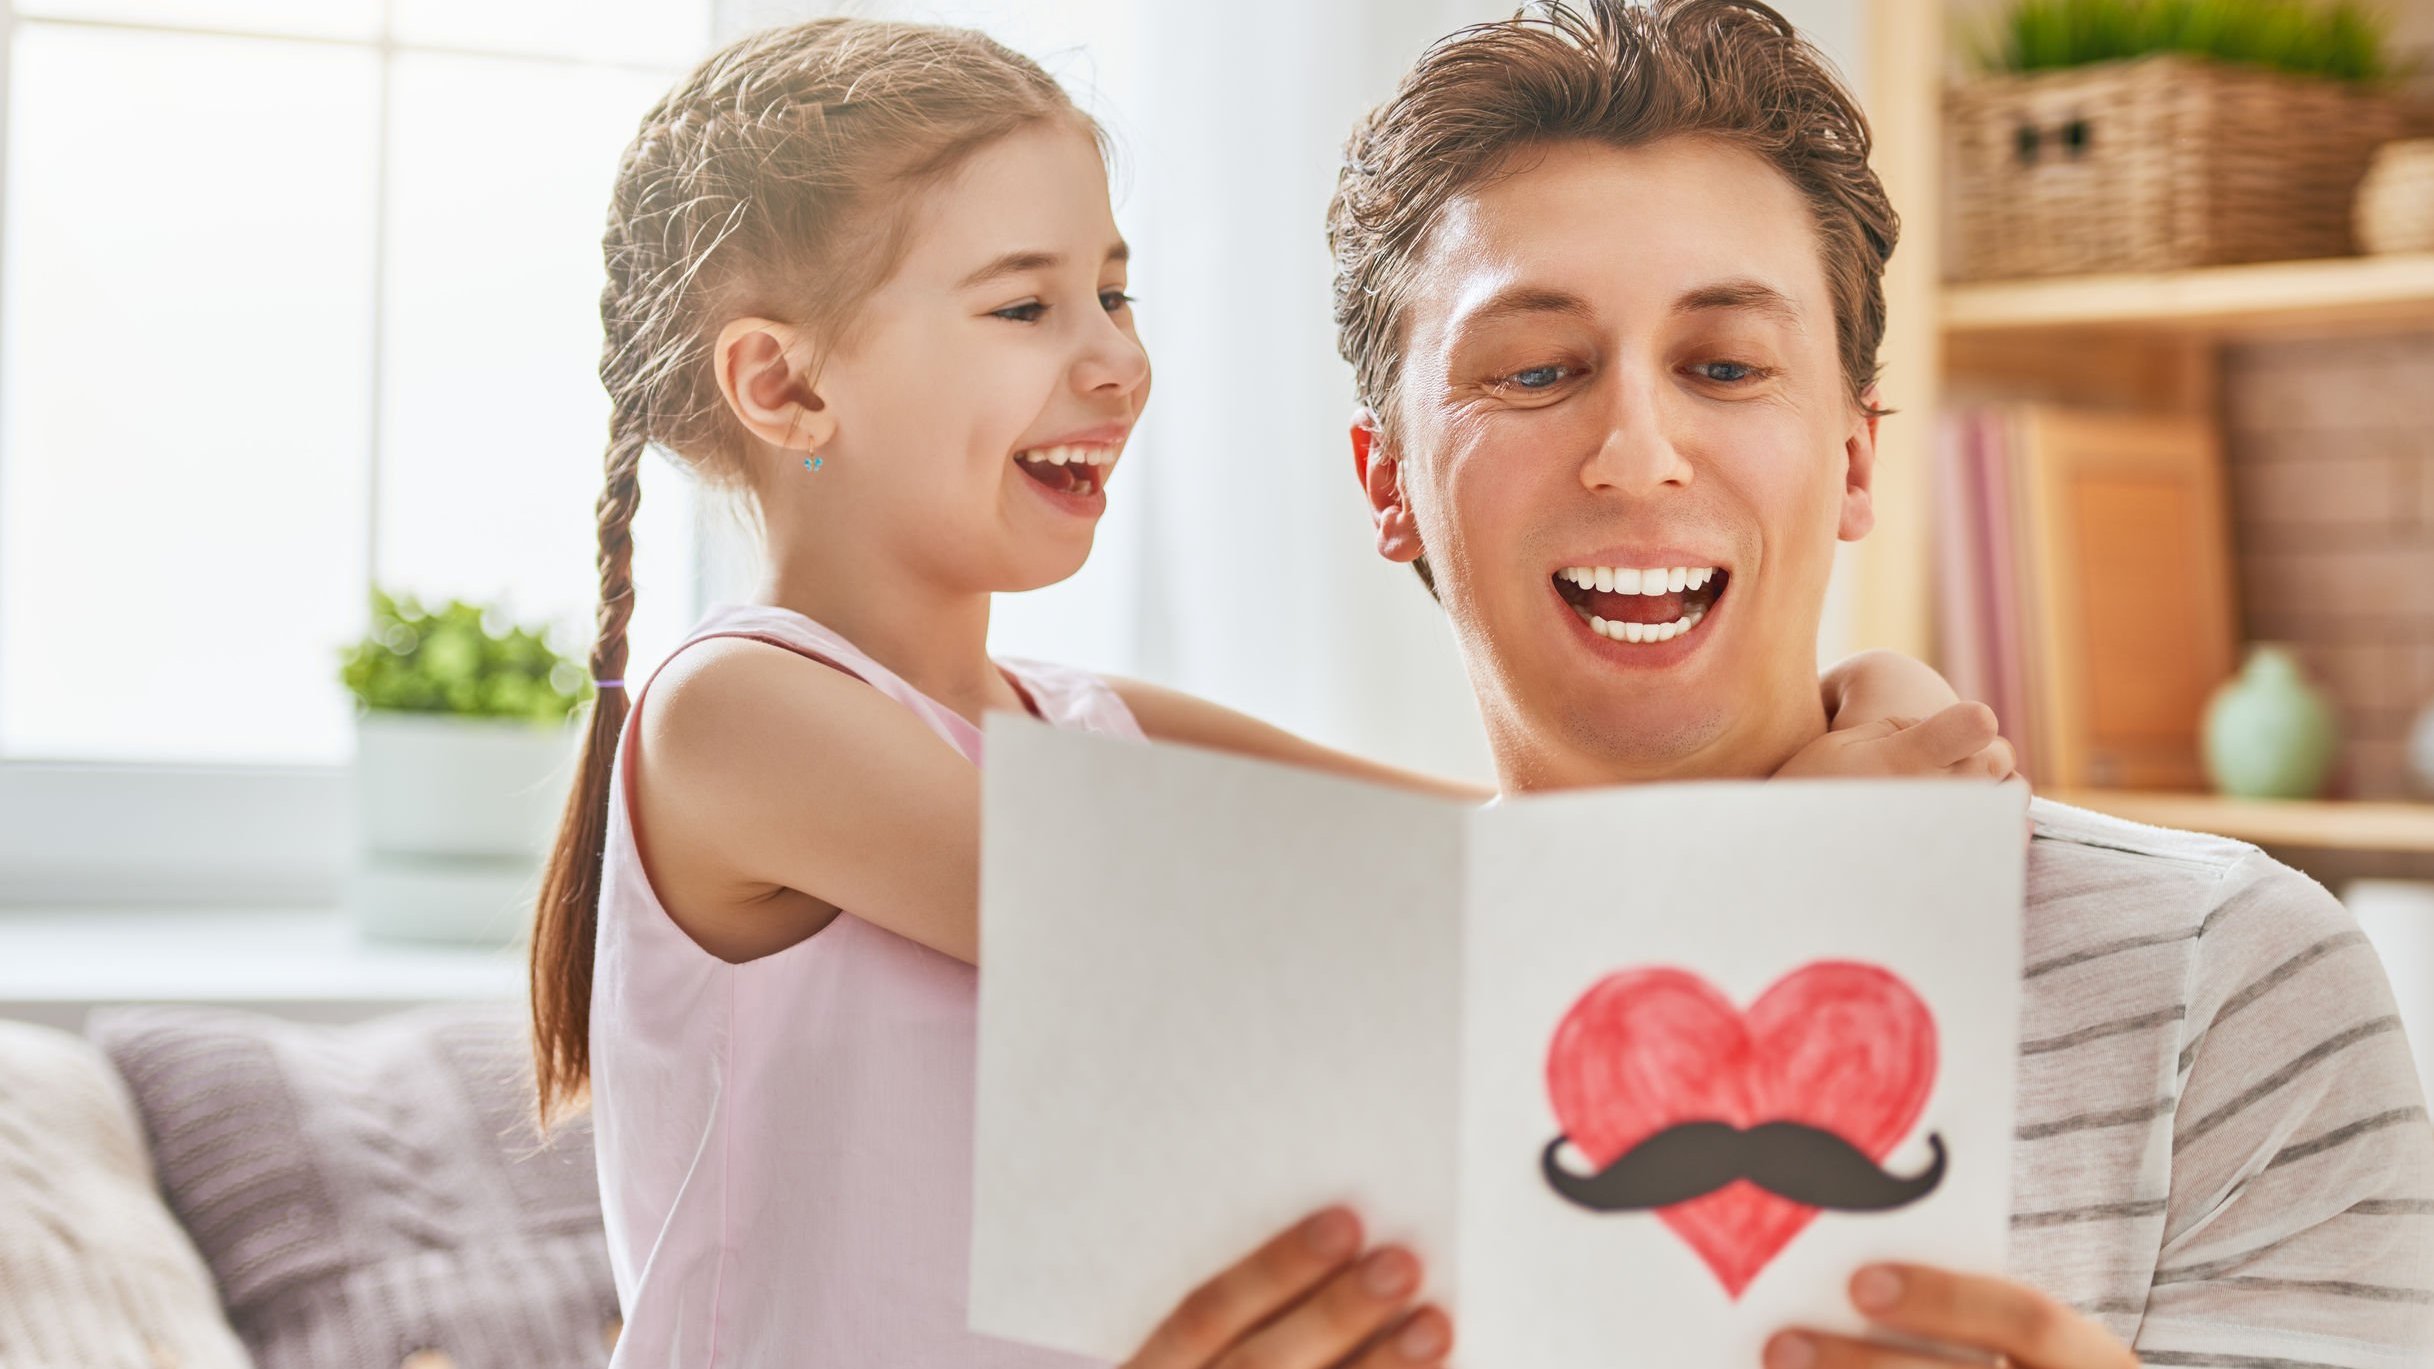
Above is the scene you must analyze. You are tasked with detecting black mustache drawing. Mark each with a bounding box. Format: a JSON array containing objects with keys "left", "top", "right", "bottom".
[{"left": 1542, "top": 1120, "right": 1947, "bottom": 1212}]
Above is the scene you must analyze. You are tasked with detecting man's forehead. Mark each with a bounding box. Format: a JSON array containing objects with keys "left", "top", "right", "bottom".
[{"left": 1409, "top": 139, "right": 1824, "bottom": 337}]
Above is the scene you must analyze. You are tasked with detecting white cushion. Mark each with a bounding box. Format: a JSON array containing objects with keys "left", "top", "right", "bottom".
[{"left": 0, "top": 1017, "right": 250, "bottom": 1368}]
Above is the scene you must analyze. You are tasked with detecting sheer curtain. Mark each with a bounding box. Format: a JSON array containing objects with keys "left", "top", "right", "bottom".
[{"left": 704, "top": 0, "right": 1868, "bottom": 786}]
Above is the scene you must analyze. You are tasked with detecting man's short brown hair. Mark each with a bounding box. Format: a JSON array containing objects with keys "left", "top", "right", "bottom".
[{"left": 1326, "top": 0, "right": 1897, "bottom": 441}]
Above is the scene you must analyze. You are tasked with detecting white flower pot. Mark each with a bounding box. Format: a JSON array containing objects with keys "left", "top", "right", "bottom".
[{"left": 348, "top": 710, "right": 585, "bottom": 945}]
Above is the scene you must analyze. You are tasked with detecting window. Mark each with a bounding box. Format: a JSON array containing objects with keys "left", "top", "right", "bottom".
[{"left": 0, "top": 0, "right": 711, "bottom": 898}]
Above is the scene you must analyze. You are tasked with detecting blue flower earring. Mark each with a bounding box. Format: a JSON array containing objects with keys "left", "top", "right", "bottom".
[{"left": 803, "top": 455, "right": 824, "bottom": 471}]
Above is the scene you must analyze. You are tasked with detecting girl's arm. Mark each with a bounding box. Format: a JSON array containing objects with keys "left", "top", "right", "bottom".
[
  {"left": 637, "top": 637, "right": 996, "bottom": 964},
  {"left": 1112, "top": 656, "right": 2019, "bottom": 792},
  {"left": 1821, "top": 647, "right": 1967, "bottom": 730},
  {"left": 1105, "top": 675, "right": 1490, "bottom": 801},
  {"left": 641, "top": 643, "right": 2017, "bottom": 972}
]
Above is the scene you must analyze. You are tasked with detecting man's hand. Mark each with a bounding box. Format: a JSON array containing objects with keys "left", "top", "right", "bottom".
[
  {"left": 1764, "top": 1263, "right": 2138, "bottom": 1369},
  {"left": 1774, "top": 702, "right": 2017, "bottom": 782}
]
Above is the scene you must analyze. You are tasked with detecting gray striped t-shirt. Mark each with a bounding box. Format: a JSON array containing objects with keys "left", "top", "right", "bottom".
[{"left": 2010, "top": 797, "right": 2434, "bottom": 1367}]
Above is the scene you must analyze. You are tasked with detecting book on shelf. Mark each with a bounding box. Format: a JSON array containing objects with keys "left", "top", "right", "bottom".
[{"left": 1930, "top": 404, "right": 2240, "bottom": 792}]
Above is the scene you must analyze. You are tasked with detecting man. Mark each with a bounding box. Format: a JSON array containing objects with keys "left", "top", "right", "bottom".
[{"left": 1324, "top": 2, "right": 2434, "bottom": 1365}]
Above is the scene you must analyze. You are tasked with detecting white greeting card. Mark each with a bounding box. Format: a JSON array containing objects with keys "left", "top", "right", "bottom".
[{"left": 970, "top": 716, "right": 2026, "bottom": 1365}]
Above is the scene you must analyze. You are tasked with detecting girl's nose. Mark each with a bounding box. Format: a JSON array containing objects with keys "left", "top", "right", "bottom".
[{"left": 1073, "top": 317, "right": 1150, "bottom": 397}]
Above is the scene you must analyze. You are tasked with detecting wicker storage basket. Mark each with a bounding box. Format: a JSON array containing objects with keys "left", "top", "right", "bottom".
[
  {"left": 2356, "top": 138, "right": 2434, "bottom": 255},
  {"left": 1947, "top": 52, "right": 2403, "bottom": 280}
]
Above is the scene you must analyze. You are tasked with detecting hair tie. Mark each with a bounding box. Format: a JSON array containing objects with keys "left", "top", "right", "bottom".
[{"left": 594, "top": 679, "right": 625, "bottom": 689}]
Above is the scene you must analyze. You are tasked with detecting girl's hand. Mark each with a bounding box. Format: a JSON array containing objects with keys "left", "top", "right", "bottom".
[
  {"left": 1764, "top": 1262, "right": 2138, "bottom": 1369},
  {"left": 1775, "top": 702, "right": 2017, "bottom": 781},
  {"left": 1126, "top": 1206, "right": 1453, "bottom": 1369},
  {"left": 1802, "top": 651, "right": 2019, "bottom": 783}
]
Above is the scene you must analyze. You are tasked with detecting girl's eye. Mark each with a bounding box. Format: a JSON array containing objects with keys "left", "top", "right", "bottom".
[
  {"left": 1504, "top": 364, "right": 1572, "bottom": 391},
  {"left": 1100, "top": 290, "right": 1135, "bottom": 312},
  {"left": 992, "top": 301, "right": 1047, "bottom": 323}
]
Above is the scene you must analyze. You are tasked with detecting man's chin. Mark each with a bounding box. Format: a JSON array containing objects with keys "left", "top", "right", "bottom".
[
  {"left": 1574, "top": 705, "right": 1733, "bottom": 774},
  {"left": 1500, "top": 683, "right": 1736, "bottom": 785}
]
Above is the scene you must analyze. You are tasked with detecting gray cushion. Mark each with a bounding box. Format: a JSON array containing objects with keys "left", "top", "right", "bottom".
[
  {"left": 0, "top": 1017, "right": 253, "bottom": 1369},
  {"left": 89, "top": 1002, "right": 620, "bottom": 1369}
]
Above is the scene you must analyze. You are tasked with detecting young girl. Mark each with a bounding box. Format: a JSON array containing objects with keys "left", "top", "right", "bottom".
[{"left": 528, "top": 18, "right": 2013, "bottom": 1368}]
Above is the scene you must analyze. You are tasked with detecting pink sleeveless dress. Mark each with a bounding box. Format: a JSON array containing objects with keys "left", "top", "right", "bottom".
[{"left": 589, "top": 601, "right": 1139, "bottom": 1367}]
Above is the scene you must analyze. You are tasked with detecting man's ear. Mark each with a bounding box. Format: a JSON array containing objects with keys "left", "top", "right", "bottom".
[
  {"left": 714, "top": 317, "right": 839, "bottom": 458},
  {"left": 1838, "top": 385, "right": 1881, "bottom": 542},
  {"left": 1351, "top": 408, "right": 1424, "bottom": 564}
]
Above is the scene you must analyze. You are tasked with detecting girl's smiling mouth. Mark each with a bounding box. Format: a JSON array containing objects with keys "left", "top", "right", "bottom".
[{"left": 1013, "top": 443, "right": 1117, "bottom": 499}]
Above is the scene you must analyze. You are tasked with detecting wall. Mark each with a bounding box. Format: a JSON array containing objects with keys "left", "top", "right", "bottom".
[{"left": 2222, "top": 330, "right": 2434, "bottom": 801}]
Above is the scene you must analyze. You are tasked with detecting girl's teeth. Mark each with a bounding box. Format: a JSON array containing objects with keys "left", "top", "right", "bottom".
[{"left": 1017, "top": 444, "right": 1117, "bottom": 467}]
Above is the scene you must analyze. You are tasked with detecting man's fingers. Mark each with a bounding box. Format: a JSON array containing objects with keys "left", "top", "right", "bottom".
[
  {"left": 1349, "top": 1306, "right": 1453, "bottom": 1368},
  {"left": 1892, "top": 703, "right": 1999, "bottom": 769},
  {"left": 1213, "top": 1246, "right": 1427, "bottom": 1369},
  {"left": 1843, "top": 1264, "right": 2139, "bottom": 1369},
  {"left": 1761, "top": 1329, "right": 1970, "bottom": 1369},
  {"left": 1126, "top": 1208, "right": 1360, "bottom": 1369}
]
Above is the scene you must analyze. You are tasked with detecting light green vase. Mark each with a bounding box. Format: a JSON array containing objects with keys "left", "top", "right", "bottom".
[{"left": 2202, "top": 645, "right": 2340, "bottom": 799}]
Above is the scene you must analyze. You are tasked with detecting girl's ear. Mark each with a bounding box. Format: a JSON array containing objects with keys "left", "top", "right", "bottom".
[{"left": 714, "top": 318, "right": 839, "bottom": 455}]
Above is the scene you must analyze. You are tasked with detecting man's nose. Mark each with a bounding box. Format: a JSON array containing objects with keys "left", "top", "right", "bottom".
[{"left": 1581, "top": 373, "right": 1693, "bottom": 496}]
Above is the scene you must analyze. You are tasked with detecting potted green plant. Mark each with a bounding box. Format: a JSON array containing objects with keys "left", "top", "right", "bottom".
[
  {"left": 1947, "top": 0, "right": 2414, "bottom": 280},
  {"left": 337, "top": 588, "right": 593, "bottom": 945}
]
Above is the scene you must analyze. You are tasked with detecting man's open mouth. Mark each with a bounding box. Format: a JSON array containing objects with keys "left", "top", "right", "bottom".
[
  {"left": 1013, "top": 444, "right": 1115, "bottom": 499},
  {"left": 1551, "top": 564, "right": 1731, "bottom": 644}
]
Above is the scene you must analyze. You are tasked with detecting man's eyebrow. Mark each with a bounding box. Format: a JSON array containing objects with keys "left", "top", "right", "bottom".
[
  {"left": 1453, "top": 283, "right": 1597, "bottom": 332},
  {"left": 1673, "top": 278, "right": 1804, "bottom": 330},
  {"left": 958, "top": 241, "right": 1130, "bottom": 291}
]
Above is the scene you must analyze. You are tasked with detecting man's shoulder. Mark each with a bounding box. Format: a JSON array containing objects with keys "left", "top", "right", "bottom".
[
  {"left": 2026, "top": 794, "right": 2307, "bottom": 929},
  {"left": 2022, "top": 794, "right": 2369, "bottom": 1003},
  {"left": 2025, "top": 794, "right": 2258, "bottom": 885},
  {"left": 2021, "top": 795, "right": 2254, "bottom": 963}
]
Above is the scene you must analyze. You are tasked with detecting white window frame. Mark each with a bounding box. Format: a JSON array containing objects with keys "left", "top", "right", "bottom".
[{"left": 0, "top": 0, "right": 722, "bottom": 906}]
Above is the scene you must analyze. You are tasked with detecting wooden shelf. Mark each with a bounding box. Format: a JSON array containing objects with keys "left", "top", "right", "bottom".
[
  {"left": 2048, "top": 790, "right": 2434, "bottom": 854},
  {"left": 1943, "top": 253, "right": 2434, "bottom": 340}
]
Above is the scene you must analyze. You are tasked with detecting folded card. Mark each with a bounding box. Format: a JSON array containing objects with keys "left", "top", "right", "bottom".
[{"left": 970, "top": 716, "right": 2028, "bottom": 1365}]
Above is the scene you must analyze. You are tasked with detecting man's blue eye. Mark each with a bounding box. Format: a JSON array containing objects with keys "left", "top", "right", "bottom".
[
  {"left": 1511, "top": 365, "right": 1567, "bottom": 389},
  {"left": 1701, "top": 361, "right": 1763, "bottom": 383}
]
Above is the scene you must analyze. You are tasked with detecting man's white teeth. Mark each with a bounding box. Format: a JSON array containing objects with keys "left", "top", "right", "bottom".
[
  {"left": 1558, "top": 565, "right": 1716, "bottom": 594},
  {"left": 1573, "top": 603, "right": 1708, "bottom": 644},
  {"left": 1017, "top": 444, "right": 1116, "bottom": 467}
]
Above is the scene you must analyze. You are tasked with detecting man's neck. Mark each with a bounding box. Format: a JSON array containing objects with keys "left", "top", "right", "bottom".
[{"left": 1485, "top": 688, "right": 1830, "bottom": 794}]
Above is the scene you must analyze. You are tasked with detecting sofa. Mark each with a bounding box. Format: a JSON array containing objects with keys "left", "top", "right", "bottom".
[{"left": 0, "top": 1002, "right": 623, "bottom": 1369}]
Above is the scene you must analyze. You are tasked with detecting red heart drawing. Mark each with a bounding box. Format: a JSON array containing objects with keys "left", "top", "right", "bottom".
[{"left": 1543, "top": 961, "right": 1939, "bottom": 1298}]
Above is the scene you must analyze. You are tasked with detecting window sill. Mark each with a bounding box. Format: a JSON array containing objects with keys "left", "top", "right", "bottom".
[{"left": 0, "top": 905, "right": 521, "bottom": 1031}]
